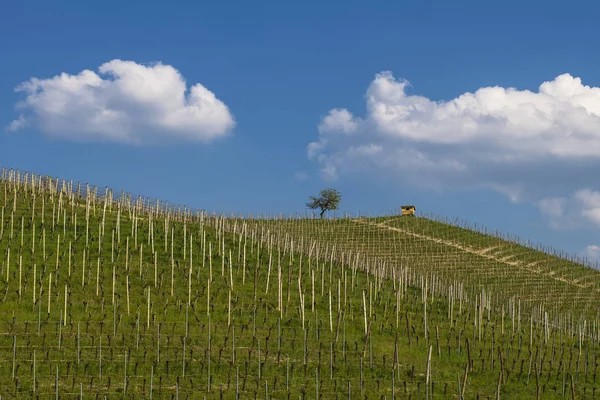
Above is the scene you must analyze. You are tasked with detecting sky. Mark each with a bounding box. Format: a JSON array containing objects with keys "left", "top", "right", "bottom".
[{"left": 1, "top": 0, "right": 600, "bottom": 262}]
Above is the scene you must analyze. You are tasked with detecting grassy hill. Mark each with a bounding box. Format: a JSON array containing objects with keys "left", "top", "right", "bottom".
[
  {"left": 247, "top": 215, "right": 600, "bottom": 320},
  {"left": 0, "top": 168, "right": 599, "bottom": 399}
]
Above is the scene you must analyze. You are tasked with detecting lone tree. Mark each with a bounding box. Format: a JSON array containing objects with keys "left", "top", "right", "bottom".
[{"left": 306, "top": 188, "right": 342, "bottom": 218}]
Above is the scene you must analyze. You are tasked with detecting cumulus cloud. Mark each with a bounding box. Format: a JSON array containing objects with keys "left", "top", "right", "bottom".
[
  {"left": 7, "top": 60, "right": 235, "bottom": 144},
  {"left": 318, "top": 109, "right": 359, "bottom": 134},
  {"left": 309, "top": 71, "right": 600, "bottom": 226}
]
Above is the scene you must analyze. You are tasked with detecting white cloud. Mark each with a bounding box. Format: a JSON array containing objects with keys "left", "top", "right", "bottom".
[
  {"left": 540, "top": 189, "right": 600, "bottom": 229},
  {"left": 7, "top": 59, "right": 235, "bottom": 144},
  {"left": 584, "top": 245, "right": 600, "bottom": 263},
  {"left": 309, "top": 71, "right": 600, "bottom": 225},
  {"left": 574, "top": 190, "right": 600, "bottom": 225},
  {"left": 6, "top": 114, "right": 28, "bottom": 131},
  {"left": 538, "top": 197, "right": 567, "bottom": 219},
  {"left": 318, "top": 109, "right": 359, "bottom": 134}
]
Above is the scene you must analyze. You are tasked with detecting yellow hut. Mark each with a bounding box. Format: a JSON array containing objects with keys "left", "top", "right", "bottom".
[{"left": 401, "top": 205, "right": 416, "bottom": 216}]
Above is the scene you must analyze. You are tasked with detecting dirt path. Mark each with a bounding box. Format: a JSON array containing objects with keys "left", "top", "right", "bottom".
[{"left": 352, "top": 218, "right": 590, "bottom": 290}]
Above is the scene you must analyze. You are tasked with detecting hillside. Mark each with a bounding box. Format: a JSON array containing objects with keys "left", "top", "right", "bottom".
[
  {"left": 247, "top": 215, "right": 600, "bottom": 320},
  {"left": 0, "top": 168, "right": 599, "bottom": 399}
]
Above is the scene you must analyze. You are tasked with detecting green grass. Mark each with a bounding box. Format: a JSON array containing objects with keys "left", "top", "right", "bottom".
[{"left": 0, "top": 170, "right": 599, "bottom": 398}]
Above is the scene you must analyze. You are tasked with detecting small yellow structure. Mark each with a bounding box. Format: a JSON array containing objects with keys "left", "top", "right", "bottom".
[{"left": 401, "top": 205, "right": 416, "bottom": 216}]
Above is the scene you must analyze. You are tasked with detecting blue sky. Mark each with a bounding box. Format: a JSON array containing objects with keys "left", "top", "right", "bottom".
[{"left": 1, "top": 0, "right": 600, "bottom": 260}]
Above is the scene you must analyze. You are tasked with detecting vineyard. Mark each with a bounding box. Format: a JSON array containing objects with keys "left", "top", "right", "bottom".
[{"left": 0, "top": 168, "right": 600, "bottom": 399}]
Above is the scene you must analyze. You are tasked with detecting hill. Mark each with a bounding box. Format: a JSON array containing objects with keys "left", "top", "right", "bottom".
[
  {"left": 0, "top": 168, "right": 598, "bottom": 399},
  {"left": 247, "top": 214, "right": 600, "bottom": 320}
]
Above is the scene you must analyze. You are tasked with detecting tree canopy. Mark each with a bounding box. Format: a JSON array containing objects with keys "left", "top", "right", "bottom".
[{"left": 306, "top": 188, "right": 342, "bottom": 218}]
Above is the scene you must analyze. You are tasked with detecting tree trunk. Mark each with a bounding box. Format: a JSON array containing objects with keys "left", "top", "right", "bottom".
[{"left": 320, "top": 209, "right": 325, "bottom": 219}]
